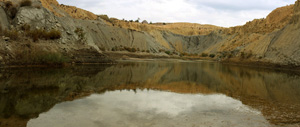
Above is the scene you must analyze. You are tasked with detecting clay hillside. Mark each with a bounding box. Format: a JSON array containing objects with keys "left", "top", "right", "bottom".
[{"left": 0, "top": 0, "right": 299, "bottom": 67}]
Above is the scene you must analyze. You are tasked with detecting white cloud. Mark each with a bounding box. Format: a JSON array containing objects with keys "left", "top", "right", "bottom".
[{"left": 57, "top": 0, "right": 296, "bottom": 27}]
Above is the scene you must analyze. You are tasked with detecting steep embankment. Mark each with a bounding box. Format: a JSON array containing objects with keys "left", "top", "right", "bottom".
[{"left": 0, "top": 0, "right": 299, "bottom": 67}]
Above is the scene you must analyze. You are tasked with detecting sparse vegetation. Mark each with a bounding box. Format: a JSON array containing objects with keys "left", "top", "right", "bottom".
[
  {"left": 74, "top": 27, "right": 85, "bottom": 41},
  {"left": 240, "top": 51, "right": 253, "bottom": 59},
  {"left": 99, "top": 15, "right": 113, "bottom": 23},
  {"left": 25, "top": 28, "right": 62, "bottom": 42},
  {"left": 3, "top": 29, "right": 19, "bottom": 40},
  {"left": 201, "top": 53, "right": 208, "bottom": 57},
  {"left": 16, "top": 47, "right": 70, "bottom": 65},
  {"left": 20, "top": 0, "right": 32, "bottom": 7}
]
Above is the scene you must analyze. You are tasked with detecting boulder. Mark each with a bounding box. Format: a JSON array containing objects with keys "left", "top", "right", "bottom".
[
  {"left": 3, "top": 36, "right": 10, "bottom": 41},
  {"left": 0, "top": 7, "right": 10, "bottom": 30}
]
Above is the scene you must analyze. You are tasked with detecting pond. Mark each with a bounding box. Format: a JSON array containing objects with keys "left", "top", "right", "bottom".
[{"left": 0, "top": 60, "right": 299, "bottom": 127}]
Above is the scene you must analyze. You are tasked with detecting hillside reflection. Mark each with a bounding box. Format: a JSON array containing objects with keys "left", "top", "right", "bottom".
[{"left": 0, "top": 60, "right": 299, "bottom": 126}]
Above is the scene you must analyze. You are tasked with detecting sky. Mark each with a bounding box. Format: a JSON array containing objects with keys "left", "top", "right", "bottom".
[{"left": 56, "top": 0, "right": 296, "bottom": 27}]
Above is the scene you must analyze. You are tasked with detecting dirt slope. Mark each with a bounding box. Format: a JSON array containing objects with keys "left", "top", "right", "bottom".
[{"left": 0, "top": 0, "right": 299, "bottom": 67}]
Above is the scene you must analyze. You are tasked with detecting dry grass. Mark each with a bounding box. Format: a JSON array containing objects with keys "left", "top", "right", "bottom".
[
  {"left": 15, "top": 46, "right": 70, "bottom": 65},
  {"left": 3, "top": 29, "right": 19, "bottom": 40},
  {"left": 20, "top": 0, "right": 32, "bottom": 7},
  {"left": 26, "top": 28, "right": 61, "bottom": 42}
]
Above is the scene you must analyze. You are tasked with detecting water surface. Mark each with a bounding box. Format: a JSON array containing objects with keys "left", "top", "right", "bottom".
[{"left": 0, "top": 60, "right": 299, "bottom": 127}]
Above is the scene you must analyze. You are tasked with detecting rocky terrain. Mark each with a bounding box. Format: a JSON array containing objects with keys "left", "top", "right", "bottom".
[{"left": 0, "top": 0, "right": 299, "bottom": 67}]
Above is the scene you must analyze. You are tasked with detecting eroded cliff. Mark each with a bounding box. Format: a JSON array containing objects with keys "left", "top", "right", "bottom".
[{"left": 0, "top": 0, "right": 299, "bottom": 66}]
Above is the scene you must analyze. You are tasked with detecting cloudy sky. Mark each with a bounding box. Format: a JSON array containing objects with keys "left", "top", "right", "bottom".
[{"left": 57, "top": 0, "right": 296, "bottom": 27}]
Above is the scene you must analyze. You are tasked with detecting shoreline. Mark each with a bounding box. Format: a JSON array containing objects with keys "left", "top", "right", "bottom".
[{"left": 1, "top": 51, "right": 300, "bottom": 73}]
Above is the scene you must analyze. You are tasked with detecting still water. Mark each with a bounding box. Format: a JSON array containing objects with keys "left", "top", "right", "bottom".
[{"left": 0, "top": 60, "right": 299, "bottom": 127}]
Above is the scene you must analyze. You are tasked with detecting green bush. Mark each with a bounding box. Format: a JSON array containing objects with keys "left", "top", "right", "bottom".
[
  {"left": 165, "top": 51, "right": 171, "bottom": 55},
  {"left": 209, "top": 54, "right": 216, "bottom": 58},
  {"left": 20, "top": 0, "right": 32, "bottom": 7}
]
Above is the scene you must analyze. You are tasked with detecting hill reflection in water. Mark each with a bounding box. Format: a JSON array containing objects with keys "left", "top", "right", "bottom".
[{"left": 0, "top": 60, "right": 299, "bottom": 126}]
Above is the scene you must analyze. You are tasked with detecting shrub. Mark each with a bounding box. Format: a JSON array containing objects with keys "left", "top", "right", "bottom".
[
  {"left": 46, "top": 29, "right": 61, "bottom": 40},
  {"left": 8, "top": 6, "right": 18, "bottom": 19},
  {"left": 18, "top": 48, "right": 69, "bottom": 65},
  {"left": 26, "top": 28, "right": 45, "bottom": 42},
  {"left": 201, "top": 53, "right": 208, "bottom": 57},
  {"left": 99, "top": 15, "right": 113, "bottom": 23},
  {"left": 165, "top": 51, "right": 171, "bottom": 55},
  {"left": 209, "top": 54, "right": 216, "bottom": 58},
  {"left": 240, "top": 51, "right": 245, "bottom": 59},
  {"left": 159, "top": 49, "right": 165, "bottom": 52},
  {"left": 74, "top": 27, "right": 85, "bottom": 41},
  {"left": 4, "top": 1, "right": 13, "bottom": 8},
  {"left": 34, "top": 5, "right": 41, "bottom": 9},
  {"left": 130, "top": 48, "right": 137, "bottom": 52},
  {"left": 26, "top": 28, "right": 61, "bottom": 41},
  {"left": 0, "top": 23, "right": 2, "bottom": 35},
  {"left": 20, "top": 23, "right": 31, "bottom": 32},
  {"left": 3, "top": 29, "right": 19, "bottom": 40},
  {"left": 20, "top": 0, "right": 32, "bottom": 7}
]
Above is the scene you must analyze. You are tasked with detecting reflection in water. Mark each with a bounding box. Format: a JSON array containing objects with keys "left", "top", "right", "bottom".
[
  {"left": 0, "top": 60, "right": 299, "bottom": 126},
  {"left": 28, "top": 90, "right": 269, "bottom": 127}
]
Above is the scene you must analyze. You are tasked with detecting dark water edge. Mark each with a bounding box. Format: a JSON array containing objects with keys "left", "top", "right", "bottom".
[{"left": 0, "top": 60, "right": 299, "bottom": 127}]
